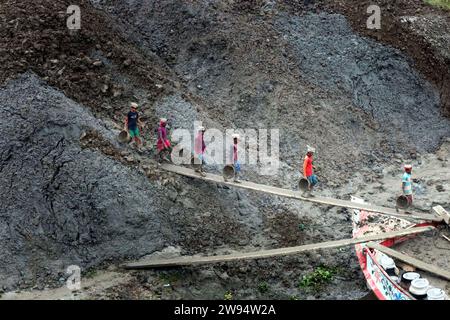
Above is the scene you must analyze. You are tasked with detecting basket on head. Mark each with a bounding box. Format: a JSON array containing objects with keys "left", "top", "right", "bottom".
[
  {"left": 396, "top": 195, "right": 409, "bottom": 209},
  {"left": 223, "top": 165, "right": 235, "bottom": 179},
  {"left": 118, "top": 130, "right": 131, "bottom": 143},
  {"left": 299, "top": 178, "right": 310, "bottom": 191}
]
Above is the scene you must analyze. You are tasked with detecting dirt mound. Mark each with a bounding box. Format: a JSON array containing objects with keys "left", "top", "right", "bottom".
[
  {"left": 314, "top": 0, "right": 450, "bottom": 117},
  {"left": 0, "top": 0, "right": 174, "bottom": 119},
  {"left": 0, "top": 73, "right": 171, "bottom": 290}
]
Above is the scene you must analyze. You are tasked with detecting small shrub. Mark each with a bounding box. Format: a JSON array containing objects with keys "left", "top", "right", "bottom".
[
  {"left": 299, "top": 266, "right": 337, "bottom": 290},
  {"left": 258, "top": 282, "right": 269, "bottom": 294},
  {"left": 224, "top": 291, "right": 233, "bottom": 300}
]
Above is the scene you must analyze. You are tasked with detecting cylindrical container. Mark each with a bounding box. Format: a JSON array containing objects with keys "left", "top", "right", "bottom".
[
  {"left": 409, "top": 278, "right": 429, "bottom": 300},
  {"left": 401, "top": 272, "right": 420, "bottom": 290},
  {"left": 223, "top": 165, "right": 235, "bottom": 180},
  {"left": 381, "top": 256, "right": 396, "bottom": 276},
  {"left": 396, "top": 195, "right": 409, "bottom": 209},
  {"left": 427, "top": 288, "right": 445, "bottom": 300},
  {"left": 299, "top": 178, "right": 310, "bottom": 192},
  {"left": 390, "top": 276, "right": 399, "bottom": 284},
  {"left": 118, "top": 130, "right": 131, "bottom": 143}
]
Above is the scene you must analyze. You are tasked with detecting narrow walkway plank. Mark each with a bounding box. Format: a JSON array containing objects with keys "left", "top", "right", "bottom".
[
  {"left": 366, "top": 242, "right": 450, "bottom": 281},
  {"left": 124, "top": 226, "right": 434, "bottom": 269},
  {"left": 161, "top": 164, "right": 442, "bottom": 222}
]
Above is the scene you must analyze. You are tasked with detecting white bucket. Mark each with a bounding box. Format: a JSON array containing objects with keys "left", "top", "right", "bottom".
[
  {"left": 427, "top": 288, "right": 446, "bottom": 300},
  {"left": 409, "top": 278, "right": 429, "bottom": 299}
]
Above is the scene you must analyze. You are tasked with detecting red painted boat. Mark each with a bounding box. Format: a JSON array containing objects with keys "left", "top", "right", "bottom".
[{"left": 351, "top": 197, "right": 449, "bottom": 300}]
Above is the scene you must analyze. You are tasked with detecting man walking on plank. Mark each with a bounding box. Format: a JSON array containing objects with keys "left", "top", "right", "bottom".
[{"left": 303, "top": 145, "right": 318, "bottom": 196}]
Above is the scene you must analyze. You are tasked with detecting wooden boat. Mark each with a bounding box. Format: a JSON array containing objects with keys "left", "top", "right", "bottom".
[{"left": 351, "top": 196, "right": 450, "bottom": 300}]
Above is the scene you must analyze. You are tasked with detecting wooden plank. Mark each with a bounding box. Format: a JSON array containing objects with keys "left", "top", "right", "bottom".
[
  {"left": 366, "top": 242, "right": 450, "bottom": 281},
  {"left": 161, "top": 164, "right": 442, "bottom": 222},
  {"left": 124, "top": 226, "right": 434, "bottom": 269}
]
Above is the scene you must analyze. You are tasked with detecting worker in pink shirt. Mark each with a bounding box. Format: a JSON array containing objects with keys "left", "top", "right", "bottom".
[
  {"left": 156, "top": 118, "right": 171, "bottom": 163},
  {"left": 225, "top": 133, "right": 241, "bottom": 183},
  {"left": 194, "top": 126, "right": 207, "bottom": 176}
]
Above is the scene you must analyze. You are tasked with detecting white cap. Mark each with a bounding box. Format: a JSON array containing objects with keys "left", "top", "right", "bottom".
[
  {"left": 160, "top": 118, "right": 167, "bottom": 123},
  {"left": 232, "top": 134, "right": 240, "bottom": 139},
  {"left": 198, "top": 126, "right": 205, "bottom": 131},
  {"left": 307, "top": 145, "right": 316, "bottom": 153},
  {"left": 404, "top": 164, "right": 412, "bottom": 170},
  {"left": 130, "top": 102, "right": 138, "bottom": 108}
]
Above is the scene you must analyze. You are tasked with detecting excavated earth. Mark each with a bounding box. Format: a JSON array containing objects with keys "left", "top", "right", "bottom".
[{"left": 0, "top": 0, "right": 449, "bottom": 299}]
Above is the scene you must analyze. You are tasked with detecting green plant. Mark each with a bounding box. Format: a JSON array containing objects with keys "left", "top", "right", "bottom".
[
  {"left": 224, "top": 290, "right": 233, "bottom": 300},
  {"left": 299, "top": 266, "right": 337, "bottom": 290},
  {"left": 258, "top": 282, "right": 269, "bottom": 294},
  {"left": 424, "top": 0, "right": 450, "bottom": 10},
  {"left": 289, "top": 295, "right": 300, "bottom": 300}
]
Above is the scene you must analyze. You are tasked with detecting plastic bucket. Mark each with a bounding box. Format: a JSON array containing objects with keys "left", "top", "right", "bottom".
[
  {"left": 381, "top": 256, "right": 396, "bottom": 276},
  {"left": 402, "top": 272, "right": 420, "bottom": 284},
  {"left": 299, "top": 178, "right": 310, "bottom": 192},
  {"left": 223, "top": 165, "right": 235, "bottom": 179},
  {"left": 118, "top": 130, "right": 131, "bottom": 143},
  {"left": 427, "top": 288, "right": 445, "bottom": 300},
  {"left": 409, "top": 278, "right": 429, "bottom": 300},
  {"left": 396, "top": 195, "right": 409, "bottom": 209}
]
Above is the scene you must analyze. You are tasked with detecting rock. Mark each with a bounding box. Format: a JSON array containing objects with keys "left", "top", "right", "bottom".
[
  {"left": 123, "top": 59, "right": 132, "bottom": 67},
  {"left": 92, "top": 60, "right": 103, "bottom": 67},
  {"left": 112, "top": 89, "right": 122, "bottom": 97},
  {"left": 218, "top": 272, "right": 229, "bottom": 280},
  {"left": 180, "top": 198, "right": 195, "bottom": 209},
  {"left": 167, "top": 189, "right": 178, "bottom": 202}
]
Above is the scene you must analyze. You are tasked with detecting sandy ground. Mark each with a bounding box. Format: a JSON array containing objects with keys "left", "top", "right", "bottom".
[{"left": 0, "top": 270, "right": 132, "bottom": 300}]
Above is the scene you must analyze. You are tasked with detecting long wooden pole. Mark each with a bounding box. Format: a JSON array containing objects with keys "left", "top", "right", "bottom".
[
  {"left": 123, "top": 226, "right": 434, "bottom": 269},
  {"left": 161, "top": 164, "right": 442, "bottom": 222}
]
